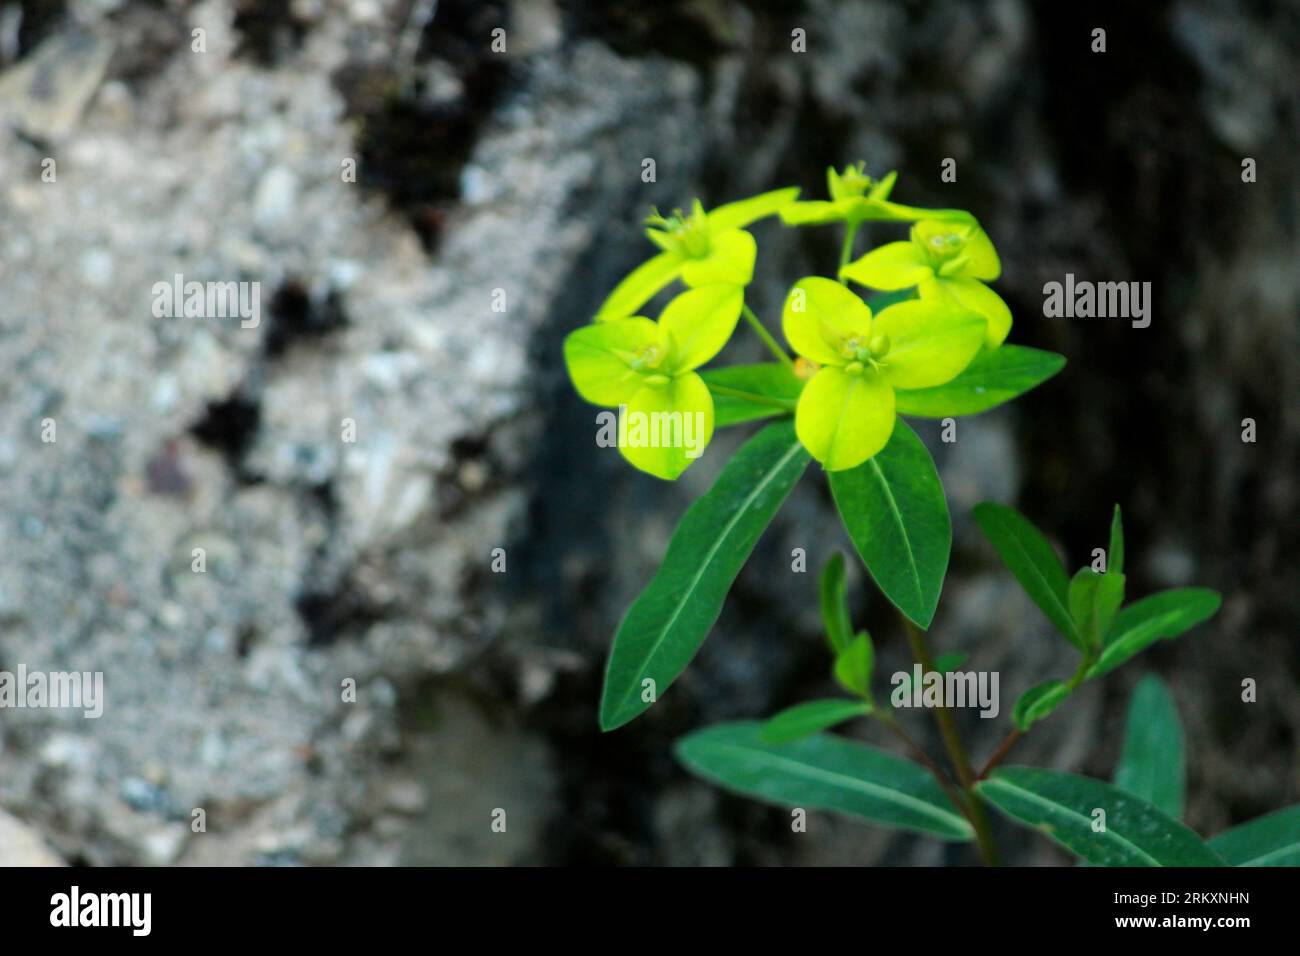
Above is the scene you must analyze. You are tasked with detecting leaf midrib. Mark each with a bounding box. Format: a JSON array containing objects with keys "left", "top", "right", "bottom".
[
  {"left": 608, "top": 438, "right": 805, "bottom": 721},
  {"left": 698, "top": 741, "right": 971, "bottom": 836},
  {"left": 868, "top": 454, "right": 923, "bottom": 610}
]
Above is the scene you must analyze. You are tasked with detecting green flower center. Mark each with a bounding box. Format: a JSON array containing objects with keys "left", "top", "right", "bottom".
[
  {"left": 840, "top": 333, "right": 890, "bottom": 368},
  {"left": 835, "top": 162, "right": 873, "bottom": 199},
  {"left": 630, "top": 344, "right": 665, "bottom": 372},
  {"left": 646, "top": 205, "right": 712, "bottom": 259},
  {"left": 913, "top": 221, "right": 967, "bottom": 266}
]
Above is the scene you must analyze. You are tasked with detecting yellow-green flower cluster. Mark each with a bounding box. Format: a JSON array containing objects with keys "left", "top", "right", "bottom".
[{"left": 565, "top": 164, "right": 1015, "bottom": 478}]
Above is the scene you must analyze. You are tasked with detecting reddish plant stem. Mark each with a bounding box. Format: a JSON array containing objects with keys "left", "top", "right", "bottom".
[{"left": 977, "top": 728, "right": 1023, "bottom": 781}]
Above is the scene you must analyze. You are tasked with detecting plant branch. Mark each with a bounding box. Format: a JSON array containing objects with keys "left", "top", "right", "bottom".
[
  {"left": 976, "top": 728, "right": 1022, "bottom": 781},
  {"left": 901, "top": 614, "right": 1001, "bottom": 866},
  {"left": 741, "top": 304, "right": 795, "bottom": 369},
  {"left": 977, "top": 647, "right": 1098, "bottom": 782}
]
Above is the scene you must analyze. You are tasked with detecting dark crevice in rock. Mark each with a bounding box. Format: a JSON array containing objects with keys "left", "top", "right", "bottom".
[
  {"left": 338, "top": 0, "right": 511, "bottom": 251},
  {"left": 435, "top": 433, "right": 500, "bottom": 519},
  {"left": 235, "top": 622, "right": 257, "bottom": 659},
  {"left": 309, "top": 479, "right": 338, "bottom": 524},
  {"left": 262, "top": 279, "right": 349, "bottom": 359},
  {"left": 295, "top": 575, "right": 388, "bottom": 648},
  {"left": 11, "top": 0, "right": 67, "bottom": 60},
  {"left": 231, "top": 0, "right": 308, "bottom": 66},
  {"left": 188, "top": 392, "right": 263, "bottom": 480}
]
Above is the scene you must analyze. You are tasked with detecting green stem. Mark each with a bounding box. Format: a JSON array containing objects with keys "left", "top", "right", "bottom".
[
  {"left": 838, "top": 220, "right": 860, "bottom": 283},
  {"left": 705, "top": 383, "right": 796, "bottom": 411},
  {"left": 902, "top": 614, "right": 1001, "bottom": 866},
  {"left": 1066, "top": 648, "right": 1097, "bottom": 690},
  {"left": 741, "top": 304, "right": 795, "bottom": 369}
]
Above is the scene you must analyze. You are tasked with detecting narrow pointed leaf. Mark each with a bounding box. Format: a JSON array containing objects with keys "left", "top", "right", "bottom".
[
  {"left": 818, "top": 553, "right": 853, "bottom": 653},
  {"left": 1011, "top": 679, "right": 1071, "bottom": 731},
  {"left": 599, "top": 421, "right": 810, "bottom": 730},
  {"left": 829, "top": 420, "right": 950, "bottom": 628},
  {"left": 1210, "top": 806, "right": 1300, "bottom": 866},
  {"left": 977, "top": 767, "right": 1226, "bottom": 867},
  {"left": 832, "top": 632, "right": 874, "bottom": 699},
  {"left": 972, "top": 502, "right": 1083, "bottom": 649},
  {"left": 676, "top": 721, "right": 973, "bottom": 840},
  {"left": 1114, "top": 675, "right": 1185, "bottom": 818},
  {"left": 1088, "top": 588, "right": 1221, "bottom": 679},
  {"left": 893, "top": 345, "right": 1065, "bottom": 418},
  {"left": 760, "top": 699, "right": 871, "bottom": 744},
  {"left": 1068, "top": 568, "right": 1125, "bottom": 650}
]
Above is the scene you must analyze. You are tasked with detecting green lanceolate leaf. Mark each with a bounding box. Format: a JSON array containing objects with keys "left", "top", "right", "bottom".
[
  {"left": 1210, "top": 805, "right": 1300, "bottom": 866},
  {"left": 893, "top": 345, "right": 1066, "bottom": 418},
  {"left": 833, "top": 632, "right": 874, "bottom": 699},
  {"left": 1088, "top": 588, "right": 1222, "bottom": 679},
  {"left": 1114, "top": 675, "right": 1185, "bottom": 818},
  {"left": 972, "top": 502, "right": 1084, "bottom": 650},
  {"left": 676, "top": 721, "right": 973, "bottom": 840},
  {"left": 1011, "top": 679, "right": 1071, "bottom": 731},
  {"left": 829, "top": 420, "right": 950, "bottom": 628},
  {"left": 599, "top": 420, "right": 810, "bottom": 730},
  {"left": 818, "top": 553, "right": 853, "bottom": 653},
  {"left": 1068, "top": 568, "right": 1126, "bottom": 651},
  {"left": 1109, "top": 504, "right": 1124, "bottom": 575},
  {"left": 760, "top": 699, "right": 871, "bottom": 744},
  {"left": 701, "top": 363, "right": 803, "bottom": 427},
  {"left": 977, "top": 767, "right": 1226, "bottom": 867}
]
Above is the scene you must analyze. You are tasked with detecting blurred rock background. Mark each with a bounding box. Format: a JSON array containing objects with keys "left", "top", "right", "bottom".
[{"left": 0, "top": 0, "right": 1294, "bottom": 865}]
